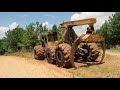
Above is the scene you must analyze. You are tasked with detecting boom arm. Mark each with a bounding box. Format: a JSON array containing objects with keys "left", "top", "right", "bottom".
[{"left": 59, "top": 17, "right": 96, "bottom": 28}]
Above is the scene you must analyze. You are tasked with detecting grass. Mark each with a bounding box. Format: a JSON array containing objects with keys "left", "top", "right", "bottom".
[
  {"left": 4, "top": 50, "right": 33, "bottom": 59},
  {"left": 68, "top": 50, "right": 120, "bottom": 78},
  {"left": 109, "top": 47, "right": 120, "bottom": 52},
  {"left": 69, "top": 65, "right": 120, "bottom": 78}
]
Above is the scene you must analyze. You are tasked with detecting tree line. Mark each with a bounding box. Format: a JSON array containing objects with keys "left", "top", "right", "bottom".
[
  {"left": 0, "top": 22, "right": 64, "bottom": 54},
  {"left": 96, "top": 12, "right": 120, "bottom": 49},
  {"left": 1, "top": 12, "right": 120, "bottom": 54}
]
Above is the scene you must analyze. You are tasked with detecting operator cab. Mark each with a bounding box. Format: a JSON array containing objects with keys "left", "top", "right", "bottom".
[{"left": 47, "top": 31, "right": 58, "bottom": 42}]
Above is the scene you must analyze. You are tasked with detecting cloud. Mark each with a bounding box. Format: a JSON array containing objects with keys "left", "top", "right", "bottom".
[
  {"left": 71, "top": 12, "right": 105, "bottom": 21},
  {"left": 42, "top": 22, "right": 53, "bottom": 29},
  {"left": 0, "top": 22, "right": 19, "bottom": 39},
  {"left": 9, "top": 22, "right": 18, "bottom": 30},
  {"left": 0, "top": 27, "right": 9, "bottom": 39},
  {"left": 71, "top": 12, "right": 115, "bottom": 36}
]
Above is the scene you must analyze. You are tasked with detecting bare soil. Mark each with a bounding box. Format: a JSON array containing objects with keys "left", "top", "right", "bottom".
[
  {"left": 0, "top": 50, "right": 120, "bottom": 78},
  {"left": 0, "top": 56, "right": 75, "bottom": 78}
]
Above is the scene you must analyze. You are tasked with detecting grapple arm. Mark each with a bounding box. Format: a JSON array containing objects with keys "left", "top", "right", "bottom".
[
  {"left": 69, "top": 33, "right": 106, "bottom": 69},
  {"left": 59, "top": 18, "right": 96, "bottom": 28}
]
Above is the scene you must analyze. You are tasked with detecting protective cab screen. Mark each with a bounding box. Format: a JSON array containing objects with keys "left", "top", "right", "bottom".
[{"left": 48, "top": 32, "right": 58, "bottom": 42}]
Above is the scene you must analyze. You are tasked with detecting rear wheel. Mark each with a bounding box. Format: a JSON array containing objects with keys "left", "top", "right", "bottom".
[
  {"left": 34, "top": 45, "right": 45, "bottom": 60},
  {"left": 80, "top": 43, "right": 99, "bottom": 62},
  {"left": 69, "top": 34, "right": 106, "bottom": 68},
  {"left": 45, "top": 46, "right": 56, "bottom": 64},
  {"left": 55, "top": 43, "right": 72, "bottom": 68}
]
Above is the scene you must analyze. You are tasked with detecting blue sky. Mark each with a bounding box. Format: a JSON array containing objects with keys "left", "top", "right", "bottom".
[
  {"left": 0, "top": 12, "right": 77, "bottom": 27},
  {"left": 0, "top": 12, "right": 114, "bottom": 39}
]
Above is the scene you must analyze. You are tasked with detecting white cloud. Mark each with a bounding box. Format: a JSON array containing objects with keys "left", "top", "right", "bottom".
[
  {"left": 71, "top": 12, "right": 105, "bottom": 21},
  {"left": 0, "top": 22, "right": 19, "bottom": 39},
  {"left": 0, "top": 27, "right": 9, "bottom": 39},
  {"left": 42, "top": 22, "right": 53, "bottom": 29},
  {"left": 71, "top": 12, "right": 115, "bottom": 36},
  {"left": 9, "top": 22, "right": 18, "bottom": 30}
]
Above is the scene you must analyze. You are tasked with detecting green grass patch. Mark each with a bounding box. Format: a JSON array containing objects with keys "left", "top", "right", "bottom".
[
  {"left": 69, "top": 65, "right": 120, "bottom": 78},
  {"left": 109, "top": 47, "right": 120, "bottom": 52}
]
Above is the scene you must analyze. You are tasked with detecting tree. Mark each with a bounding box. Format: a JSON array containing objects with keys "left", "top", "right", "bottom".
[
  {"left": 4, "top": 26, "right": 25, "bottom": 52},
  {"left": 108, "top": 12, "right": 120, "bottom": 46},
  {"left": 0, "top": 22, "right": 65, "bottom": 54},
  {"left": 0, "top": 39, "right": 5, "bottom": 54},
  {"left": 34, "top": 22, "right": 48, "bottom": 45},
  {"left": 96, "top": 12, "right": 120, "bottom": 48},
  {"left": 21, "top": 23, "right": 36, "bottom": 50},
  {"left": 21, "top": 22, "right": 49, "bottom": 50},
  {"left": 52, "top": 25, "right": 57, "bottom": 31}
]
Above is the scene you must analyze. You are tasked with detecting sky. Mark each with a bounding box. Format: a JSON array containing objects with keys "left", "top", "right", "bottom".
[{"left": 0, "top": 12, "right": 115, "bottom": 39}]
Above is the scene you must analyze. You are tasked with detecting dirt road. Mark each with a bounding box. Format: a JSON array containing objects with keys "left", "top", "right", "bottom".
[
  {"left": 0, "top": 56, "right": 75, "bottom": 78},
  {"left": 0, "top": 50, "right": 120, "bottom": 78}
]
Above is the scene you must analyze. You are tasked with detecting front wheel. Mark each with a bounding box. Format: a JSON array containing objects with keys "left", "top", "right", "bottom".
[{"left": 55, "top": 43, "right": 72, "bottom": 68}]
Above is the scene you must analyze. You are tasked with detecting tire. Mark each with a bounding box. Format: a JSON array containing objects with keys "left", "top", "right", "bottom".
[
  {"left": 81, "top": 43, "right": 99, "bottom": 62},
  {"left": 45, "top": 46, "right": 56, "bottom": 64},
  {"left": 88, "top": 43, "right": 100, "bottom": 61},
  {"left": 34, "top": 45, "right": 45, "bottom": 60},
  {"left": 55, "top": 43, "right": 72, "bottom": 68}
]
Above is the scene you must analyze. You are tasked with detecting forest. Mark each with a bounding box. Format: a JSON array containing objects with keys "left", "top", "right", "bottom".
[{"left": 0, "top": 22, "right": 63, "bottom": 54}]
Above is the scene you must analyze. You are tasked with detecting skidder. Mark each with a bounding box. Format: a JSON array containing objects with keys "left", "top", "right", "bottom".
[{"left": 34, "top": 17, "right": 106, "bottom": 69}]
